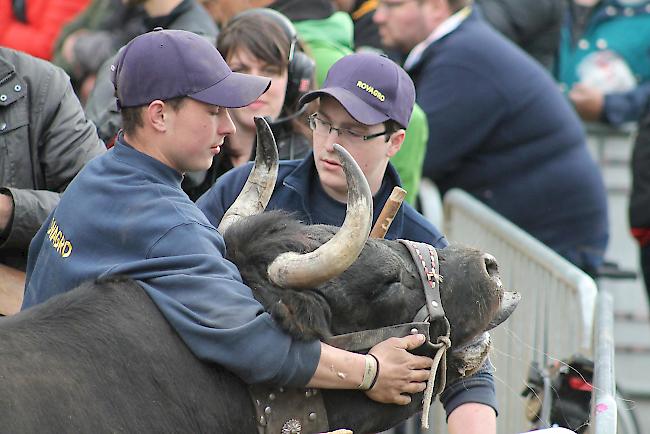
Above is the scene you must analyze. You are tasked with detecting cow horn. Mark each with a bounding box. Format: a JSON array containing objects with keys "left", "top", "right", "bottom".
[
  {"left": 218, "top": 117, "right": 279, "bottom": 234},
  {"left": 486, "top": 291, "right": 521, "bottom": 330},
  {"left": 267, "top": 144, "right": 373, "bottom": 289}
]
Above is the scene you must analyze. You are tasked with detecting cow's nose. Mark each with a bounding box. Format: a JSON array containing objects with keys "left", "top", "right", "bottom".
[{"left": 483, "top": 253, "right": 498, "bottom": 277}]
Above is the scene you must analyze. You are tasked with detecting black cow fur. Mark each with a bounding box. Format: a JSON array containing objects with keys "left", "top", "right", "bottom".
[{"left": 0, "top": 211, "right": 510, "bottom": 433}]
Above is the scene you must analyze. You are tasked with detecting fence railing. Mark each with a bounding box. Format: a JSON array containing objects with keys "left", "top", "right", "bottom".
[
  {"left": 384, "top": 187, "right": 614, "bottom": 434},
  {"left": 589, "top": 290, "right": 617, "bottom": 434},
  {"left": 422, "top": 188, "right": 598, "bottom": 434}
]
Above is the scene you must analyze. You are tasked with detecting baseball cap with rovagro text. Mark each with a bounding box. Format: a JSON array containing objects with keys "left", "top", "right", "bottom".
[
  {"left": 110, "top": 28, "right": 271, "bottom": 109},
  {"left": 298, "top": 52, "right": 415, "bottom": 129}
]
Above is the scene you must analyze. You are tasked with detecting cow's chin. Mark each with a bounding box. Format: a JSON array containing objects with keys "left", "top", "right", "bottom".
[{"left": 446, "top": 332, "right": 491, "bottom": 382}]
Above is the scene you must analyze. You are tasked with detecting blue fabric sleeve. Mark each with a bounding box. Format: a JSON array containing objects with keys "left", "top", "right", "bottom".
[
  {"left": 106, "top": 221, "right": 321, "bottom": 387},
  {"left": 439, "top": 358, "right": 498, "bottom": 419},
  {"left": 418, "top": 63, "right": 507, "bottom": 182},
  {"left": 603, "top": 82, "right": 650, "bottom": 126}
]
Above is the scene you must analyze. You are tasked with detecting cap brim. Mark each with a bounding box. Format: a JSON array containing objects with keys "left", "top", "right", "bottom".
[
  {"left": 299, "top": 87, "right": 389, "bottom": 125},
  {"left": 189, "top": 72, "right": 271, "bottom": 108}
]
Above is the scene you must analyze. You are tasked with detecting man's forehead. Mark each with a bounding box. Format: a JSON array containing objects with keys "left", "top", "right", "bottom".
[{"left": 318, "top": 96, "right": 375, "bottom": 129}]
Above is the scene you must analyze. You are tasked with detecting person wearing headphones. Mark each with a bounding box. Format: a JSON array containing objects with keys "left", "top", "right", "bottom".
[{"left": 207, "top": 8, "right": 316, "bottom": 185}]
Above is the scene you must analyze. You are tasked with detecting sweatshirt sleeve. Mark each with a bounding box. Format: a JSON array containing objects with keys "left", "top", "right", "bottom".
[
  {"left": 106, "top": 221, "right": 321, "bottom": 387},
  {"left": 439, "top": 358, "right": 498, "bottom": 419},
  {"left": 603, "top": 81, "right": 650, "bottom": 126}
]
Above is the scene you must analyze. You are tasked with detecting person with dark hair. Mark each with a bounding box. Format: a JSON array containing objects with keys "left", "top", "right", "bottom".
[
  {"left": 208, "top": 0, "right": 429, "bottom": 205},
  {"left": 203, "top": 8, "right": 315, "bottom": 189},
  {"left": 374, "top": 0, "right": 609, "bottom": 275},
  {"left": 0, "top": 47, "right": 105, "bottom": 315},
  {"left": 23, "top": 28, "right": 434, "bottom": 410},
  {"left": 197, "top": 52, "right": 496, "bottom": 434}
]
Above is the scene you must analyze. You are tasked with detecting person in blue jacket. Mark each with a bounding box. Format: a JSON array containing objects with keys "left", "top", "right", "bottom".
[
  {"left": 557, "top": 0, "right": 650, "bottom": 126},
  {"left": 197, "top": 52, "right": 498, "bottom": 434},
  {"left": 22, "top": 29, "right": 435, "bottom": 405},
  {"left": 373, "top": 0, "right": 609, "bottom": 275}
]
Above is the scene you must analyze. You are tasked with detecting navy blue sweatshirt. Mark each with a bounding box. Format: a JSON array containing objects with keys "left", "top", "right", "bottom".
[
  {"left": 407, "top": 10, "right": 609, "bottom": 272},
  {"left": 23, "top": 137, "right": 320, "bottom": 387}
]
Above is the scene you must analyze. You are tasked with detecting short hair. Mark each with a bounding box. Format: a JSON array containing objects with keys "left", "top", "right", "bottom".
[
  {"left": 383, "top": 119, "right": 403, "bottom": 142},
  {"left": 121, "top": 97, "right": 186, "bottom": 135},
  {"left": 217, "top": 12, "right": 291, "bottom": 72},
  {"left": 448, "top": 0, "right": 471, "bottom": 13}
]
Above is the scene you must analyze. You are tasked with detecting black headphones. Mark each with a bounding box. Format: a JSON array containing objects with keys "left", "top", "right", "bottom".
[{"left": 226, "top": 8, "right": 315, "bottom": 114}]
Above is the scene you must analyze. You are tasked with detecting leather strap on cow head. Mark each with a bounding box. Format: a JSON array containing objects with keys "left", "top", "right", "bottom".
[
  {"left": 248, "top": 240, "right": 451, "bottom": 433},
  {"left": 398, "top": 240, "right": 451, "bottom": 429}
]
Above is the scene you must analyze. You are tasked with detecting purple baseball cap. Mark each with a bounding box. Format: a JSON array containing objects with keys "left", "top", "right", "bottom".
[
  {"left": 111, "top": 28, "right": 270, "bottom": 108},
  {"left": 299, "top": 52, "right": 415, "bottom": 129}
]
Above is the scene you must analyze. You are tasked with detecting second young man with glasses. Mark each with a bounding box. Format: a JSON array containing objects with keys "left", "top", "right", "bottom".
[{"left": 197, "top": 52, "right": 497, "bottom": 433}]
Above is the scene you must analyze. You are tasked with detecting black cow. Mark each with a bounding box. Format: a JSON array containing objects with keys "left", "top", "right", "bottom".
[{"left": 0, "top": 119, "right": 519, "bottom": 433}]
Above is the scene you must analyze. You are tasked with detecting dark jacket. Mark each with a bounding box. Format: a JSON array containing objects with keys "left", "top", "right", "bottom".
[
  {"left": 84, "top": 0, "right": 218, "bottom": 143},
  {"left": 182, "top": 120, "right": 311, "bottom": 201},
  {"left": 407, "top": 10, "right": 609, "bottom": 272},
  {"left": 476, "top": 0, "right": 564, "bottom": 71},
  {"left": 0, "top": 48, "right": 105, "bottom": 270},
  {"left": 630, "top": 108, "right": 650, "bottom": 246},
  {"left": 197, "top": 154, "right": 447, "bottom": 247}
]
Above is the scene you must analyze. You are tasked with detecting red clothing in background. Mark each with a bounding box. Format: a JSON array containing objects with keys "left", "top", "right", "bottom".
[{"left": 0, "top": 0, "right": 89, "bottom": 60}]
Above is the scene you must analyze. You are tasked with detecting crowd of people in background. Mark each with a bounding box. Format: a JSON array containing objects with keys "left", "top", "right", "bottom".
[{"left": 2, "top": 0, "right": 650, "bottom": 431}]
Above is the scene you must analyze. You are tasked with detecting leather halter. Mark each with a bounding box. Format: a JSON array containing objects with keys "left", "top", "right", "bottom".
[{"left": 249, "top": 240, "right": 451, "bottom": 433}]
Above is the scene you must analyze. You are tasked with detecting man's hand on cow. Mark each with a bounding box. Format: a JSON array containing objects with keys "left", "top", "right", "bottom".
[
  {"left": 365, "top": 334, "right": 433, "bottom": 405},
  {"left": 0, "top": 193, "right": 14, "bottom": 232}
]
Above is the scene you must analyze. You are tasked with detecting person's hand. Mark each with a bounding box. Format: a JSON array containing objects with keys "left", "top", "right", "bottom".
[
  {"left": 569, "top": 83, "right": 605, "bottom": 122},
  {"left": 0, "top": 193, "right": 14, "bottom": 232},
  {"left": 365, "top": 334, "right": 433, "bottom": 405}
]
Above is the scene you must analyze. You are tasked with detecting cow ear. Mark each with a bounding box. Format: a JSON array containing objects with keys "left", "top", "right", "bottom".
[{"left": 268, "top": 290, "right": 332, "bottom": 341}]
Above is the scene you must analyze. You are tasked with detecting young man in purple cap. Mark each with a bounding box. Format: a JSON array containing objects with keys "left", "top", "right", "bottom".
[
  {"left": 197, "top": 52, "right": 497, "bottom": 433},
  {"left": 22, "top": 28, "right": 433, "bottom": 407}
]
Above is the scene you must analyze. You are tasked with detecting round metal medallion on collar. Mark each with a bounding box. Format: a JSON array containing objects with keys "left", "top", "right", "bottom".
[{"left": 281, "top": 418, "right": 302, "bottom": 434}]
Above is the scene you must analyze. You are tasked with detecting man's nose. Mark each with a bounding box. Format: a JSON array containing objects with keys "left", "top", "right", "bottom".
[
  {"left": 323, "top": 128, "right": 340, "bottom": 151},
  {"left": 221, "top": 109, "right": 236, "bottom": 136}
]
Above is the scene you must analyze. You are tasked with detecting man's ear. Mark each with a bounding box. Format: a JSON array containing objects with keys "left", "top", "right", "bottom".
[
  {"left": 386, "top": 129, "right": 405, "bottom": 158},
  {"left": 146, "top": 100, "right": 167, "bottom": 132}
]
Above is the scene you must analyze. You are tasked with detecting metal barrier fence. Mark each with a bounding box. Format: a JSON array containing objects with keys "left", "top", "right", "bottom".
[
  {"left": 427, "top": 188, "right": 599, "bottom": 434},
  {"left": 589, "top": 291, "right": 617, "bottom": 434},
  {"left": 382, "top": 188, "right": 616, "bottom": 434}
]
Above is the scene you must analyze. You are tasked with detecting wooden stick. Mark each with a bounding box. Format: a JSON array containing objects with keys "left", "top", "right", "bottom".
[
  {"left": 369, "top": 186, "right": 407, "bottom": 239},
  {"left": 0, "top": 263, "right": 25, "bottom": 316}
]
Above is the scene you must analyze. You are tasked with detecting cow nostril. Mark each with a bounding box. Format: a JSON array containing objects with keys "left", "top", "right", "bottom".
[{"left": 483, "top": 253, "right": 498, "bottom": 277}]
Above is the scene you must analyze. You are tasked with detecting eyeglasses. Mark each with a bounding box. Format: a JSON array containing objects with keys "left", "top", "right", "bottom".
[
  {"left": 376, "top": 0, "right": 419, "bottom": 11},
  {"left": 308, "top": 114, "right": 389, "bottom": 142}
]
